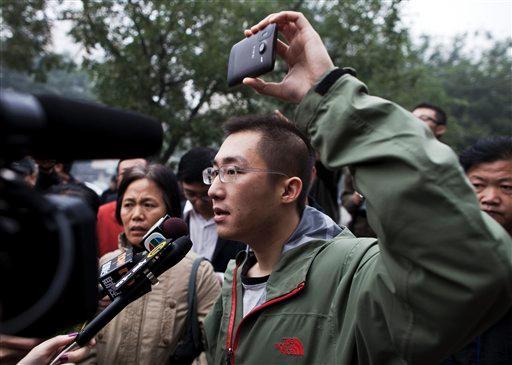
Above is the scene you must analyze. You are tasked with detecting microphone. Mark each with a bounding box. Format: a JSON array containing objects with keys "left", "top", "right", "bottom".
[
  {"left": 0, "top": 91, "right": 163, "bottom": 160},
  {"left": 98, "top": 216, "right": 188, "bottom": 300},
  {"left": 139, "top": 214, "right": 188, "bottom": 252},
  {"left": 50, "top": 234, "right": 192, "bottom": 365},
  {"left": 75, "top": 235, "right": 192, "bottom": 347}
]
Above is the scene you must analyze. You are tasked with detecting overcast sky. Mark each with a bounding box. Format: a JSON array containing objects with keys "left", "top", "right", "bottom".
[
  {"left": 402, "top": 0, "right": 511, "bottom": 41},
  {"left": 53, "top": 0, "right": 512, "bottom": 57}
]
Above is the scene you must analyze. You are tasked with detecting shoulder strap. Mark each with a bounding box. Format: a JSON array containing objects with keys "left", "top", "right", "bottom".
[{"left": 187, "top": 257, "right": 203, "bottom": 349}]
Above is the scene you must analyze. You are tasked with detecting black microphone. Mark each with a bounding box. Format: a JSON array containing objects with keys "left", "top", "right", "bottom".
[
  {"left": 75, "top": 235, "right": 192, "bottom": 348},
  {"left": 0, "top": 90, "right": 163, "bottom": 160}
]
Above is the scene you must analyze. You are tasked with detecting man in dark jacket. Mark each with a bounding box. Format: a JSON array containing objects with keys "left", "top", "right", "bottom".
[
  {"left": 443, "top": 136, "right": 512, "bottom": 364},
  {"left": 177, "top": 147, "right": 246, "bottom": 278},
  {"left": 202, "top": 11, "right": 512, "bottom": 365}
]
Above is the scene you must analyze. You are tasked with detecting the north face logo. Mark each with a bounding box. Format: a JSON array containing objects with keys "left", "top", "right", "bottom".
[{"left": 275, "top": 337, "right": 304, "bottom": 356}]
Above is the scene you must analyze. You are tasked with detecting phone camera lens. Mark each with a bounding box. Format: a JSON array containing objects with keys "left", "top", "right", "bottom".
[{"left": 259, "top": 42, "right": 266, "bottom": 54}]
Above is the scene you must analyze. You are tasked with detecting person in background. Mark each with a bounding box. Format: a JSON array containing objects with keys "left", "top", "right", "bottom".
[
  {"left": 177, "top": 147, "right": 246, "bottom": 280},
  {"left": 35, "top": 159, "right": 61, "bottom": 191},
  {"left": 412, "top": 102, "right": 448, "bottom": 140},
  {"left": 308, "top": 160, "right": 341, "bottom": 223},
  {"left": 100, "top": 175, "right": 117, "bottom": 204},
  {"left": 96, "top": 158, "right": 146, "bottom": 257},
  {"left": 54, "top": 162, "right": 79, "bottom": 185},
  {"left": 443, "top": 136, "right": 512, "bottom": 364},
  {"left": 341, "top": 170, "right": 376, "bottom": 237},
  {"left": 94, "top": 163, "right": 220, "bottom": 365},
  {"left": 49, "top": 183, "right": 101, "bottom": 216}
]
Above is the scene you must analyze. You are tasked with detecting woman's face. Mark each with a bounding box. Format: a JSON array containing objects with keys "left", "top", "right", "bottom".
[{"left": 120, "top": 178, "right": 167, "bottom": 246}]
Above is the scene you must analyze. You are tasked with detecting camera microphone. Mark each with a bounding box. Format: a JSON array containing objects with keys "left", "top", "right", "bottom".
[{"left": 0, "top": 91, "right": 163, "bottom": 160}]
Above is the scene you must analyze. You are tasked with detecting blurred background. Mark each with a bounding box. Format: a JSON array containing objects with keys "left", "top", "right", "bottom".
[{"left": 1, "top": 0, "right": 510, "bottom": 190}]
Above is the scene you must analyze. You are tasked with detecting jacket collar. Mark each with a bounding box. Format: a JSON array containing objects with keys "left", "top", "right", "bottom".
[{"left": 235, "top": 206, "right": 344, "bottom": 301}]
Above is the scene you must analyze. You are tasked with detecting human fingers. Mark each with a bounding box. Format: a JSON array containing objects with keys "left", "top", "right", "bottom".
[
  {"left": 280, "top": 22, "right": 299, "bottom": 44},
  {"left": 250, "top": 11, "right": 311, "bottom": 36},
  {"left": 17, "top": 334, "right": 76, "bottom": 365},
  {"left": 276, "top": 39, "right": 289, "bottom": 60},
  {"left": 248, "top": 13, "right": 276, "bottom": 34},
  {"left": 267, "top": 11, "right": 312, "bottom": 32},
  {"left": 242, "top": 77, "right": 295, "bottom": 102},
  {"left": 61, "top": 340, "right": 95, "bottom": 364}
]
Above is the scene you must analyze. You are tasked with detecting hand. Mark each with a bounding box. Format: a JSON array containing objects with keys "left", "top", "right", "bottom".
[
  {"left": 0, "top": 334, "right": 42, "bottom": 365},
  {"left": 98, "top": 295, "right": 111, "bottom": 313},
  {"left": 351, "top": 192, "right": 364, "bottom": 206},
  {"left": 243, "top": 11, "right": 335, "bottom": 103},
  {"left": 17, "top": 333, "right": 95, "bottom": 365}
]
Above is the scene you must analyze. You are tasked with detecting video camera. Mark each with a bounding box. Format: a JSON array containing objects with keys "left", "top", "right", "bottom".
[{"left": 0, "top": 90, "right": 163, "bottom": 337}]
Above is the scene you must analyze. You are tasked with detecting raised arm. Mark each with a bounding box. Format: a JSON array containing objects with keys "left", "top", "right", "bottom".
[{"left": 246, "top": 11, "right": 512, "bottom": 363}]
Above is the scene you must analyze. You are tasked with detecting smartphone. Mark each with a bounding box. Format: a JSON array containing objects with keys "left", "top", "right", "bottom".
[{"left": 227, "top": 23, "right": 278, "bottom": 87}]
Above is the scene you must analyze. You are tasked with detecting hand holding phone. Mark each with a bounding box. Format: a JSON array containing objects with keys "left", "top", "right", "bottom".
[{"left": 227, "top": 23, "right": 278, "bottom": 87}]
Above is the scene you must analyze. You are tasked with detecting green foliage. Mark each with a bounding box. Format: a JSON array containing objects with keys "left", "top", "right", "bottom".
[
  {"left": 4, "top": 0, "right": 509, "bottom": 159},
  {"left": 0, "top": 0, "right": 66, "bottom": 81},
  {"left": 61, "top": 0, "right": 414, "bottom": 162},
  {"left": 407, "top": 35, "right": 512, "bottom": 152}
]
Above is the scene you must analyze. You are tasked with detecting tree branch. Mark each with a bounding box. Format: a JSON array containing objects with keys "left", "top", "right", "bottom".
[{"left": 159, "top": 80, "right": 217, "bottom": 162}]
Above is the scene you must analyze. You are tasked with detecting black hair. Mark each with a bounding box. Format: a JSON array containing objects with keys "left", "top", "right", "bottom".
[
  {"left": 49, "top": 183, "right": 101, "bottom": 215},
  {"left": 115, "top": 163, "right": 182, "bottom": 224},
  {"left": 223, "top": 114, "right": 316, "bottom": 213},
  {"left": 413, "top": 102, "right": 447, "bottom": 125},
  {"left": 459, "top": 136, "right": 512, "bottom": 172},
  {"left": 177, "top": 147, "right": 217, "bottom": 184}
]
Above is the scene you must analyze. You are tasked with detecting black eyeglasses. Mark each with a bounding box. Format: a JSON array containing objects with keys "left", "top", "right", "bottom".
[
  {"left": 202, "top": 166, "right": 288, "bottom": 185},
  {"left": 183, "top": 189, "right": 211, "bottom": 202}
]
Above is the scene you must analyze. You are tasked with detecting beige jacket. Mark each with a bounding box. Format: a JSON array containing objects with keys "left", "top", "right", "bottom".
[{"left": 93, "top": 235, "right": 221, "bottom": 365}]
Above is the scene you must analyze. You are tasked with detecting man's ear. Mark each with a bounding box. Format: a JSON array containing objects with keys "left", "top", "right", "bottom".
[
  {"left": 435, "top": 124, "right": 447, "bottom": 138},
  {"left": 281, "top": 177, "right": 303, "bottom": 204}
]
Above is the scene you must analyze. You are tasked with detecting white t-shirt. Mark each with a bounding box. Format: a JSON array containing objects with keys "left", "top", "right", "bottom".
[{"left": 183, "top": 200, "right": 218, "bottom": 261}]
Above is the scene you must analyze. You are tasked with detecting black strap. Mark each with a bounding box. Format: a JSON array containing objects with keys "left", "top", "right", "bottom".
[
  {"left": 187, "top": 257, "right": 203, "bottom": 349},
  {"left": 169, "top": 256, "right": 204, "bottom": 364},
  {"left": 315, "top": 67, "right": 357, "bottom": 96}
]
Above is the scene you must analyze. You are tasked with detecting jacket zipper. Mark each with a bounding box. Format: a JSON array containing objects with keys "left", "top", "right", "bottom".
[
  {"left": 225, "top": 279, "right": 305, "bottom": 365},
  {"left": 225, "top": 264, "right": 239, "bottom": 365}
]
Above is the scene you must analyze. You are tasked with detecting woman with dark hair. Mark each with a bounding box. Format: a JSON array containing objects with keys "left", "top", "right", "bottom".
[{"left": 94, "top": 163, "right": 220, "bottom": 365}]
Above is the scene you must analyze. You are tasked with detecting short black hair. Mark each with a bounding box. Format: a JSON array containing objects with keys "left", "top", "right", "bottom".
[
  {"left": 177, "top": 147, "right": 217, "bottom": 184},
  {"left": 115, "top": 163, "right": 182, "bottom": 224},
  {"left": 223, "top": 114, "right": 316, "bottom": 213},
  {"left": 413, "top": 102, "right": 447, "bottom": 125},
  {"left": 459, "top": 136, "right": 512, "bottom": 172}
]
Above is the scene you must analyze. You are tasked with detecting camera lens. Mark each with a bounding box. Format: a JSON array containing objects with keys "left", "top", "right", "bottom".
[{"left": 259, "top": 42, "right": 266, "bottom": 54}]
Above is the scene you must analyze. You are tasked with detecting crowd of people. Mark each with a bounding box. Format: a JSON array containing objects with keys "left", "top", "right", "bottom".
[{"left": 1, "top": 10, "right": 511, "bottom": 365}]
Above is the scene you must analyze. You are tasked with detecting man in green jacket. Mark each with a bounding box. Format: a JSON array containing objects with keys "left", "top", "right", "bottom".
[{"left": 203, "top": 11, "right": 512, "bottom": 364}]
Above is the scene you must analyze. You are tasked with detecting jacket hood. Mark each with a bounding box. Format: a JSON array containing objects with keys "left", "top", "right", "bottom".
[{"left": 283, "top": 205, "right": 343, "bottom": 254}]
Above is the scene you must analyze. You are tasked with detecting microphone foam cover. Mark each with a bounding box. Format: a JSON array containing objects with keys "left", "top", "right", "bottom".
[{"left": 161, "top": 217, "right": 188, "bottom": 240}]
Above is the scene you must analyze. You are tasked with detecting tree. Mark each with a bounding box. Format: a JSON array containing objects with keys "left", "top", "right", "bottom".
[
  {"left": 61, "top": 0, "right": 413, "bottom": 162},
  {"left": 0, "top": 0, "right": 65, "bottom": 82},
  {"left": 409, "top": 34, "right": 512, "bottom": 151}
]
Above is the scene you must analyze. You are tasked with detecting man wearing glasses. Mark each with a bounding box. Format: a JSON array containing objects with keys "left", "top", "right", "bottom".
[
  {"left": 201, "top": 11, "right": 512, "bottom": 365},
  {"left": 177, "top": 147, "right": 245, "bottom": 279},
  {"left": 412, "top": 102, "right": 448, "bottom": 140}
]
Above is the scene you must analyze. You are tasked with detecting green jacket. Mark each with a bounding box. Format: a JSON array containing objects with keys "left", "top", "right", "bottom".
[{"left": 204, "top": 72, "right": 512, "bottom": 364}]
